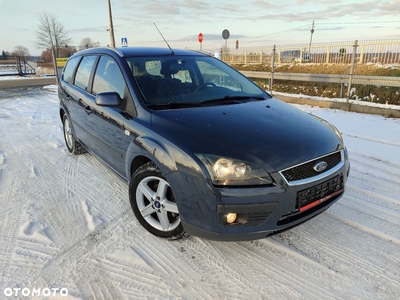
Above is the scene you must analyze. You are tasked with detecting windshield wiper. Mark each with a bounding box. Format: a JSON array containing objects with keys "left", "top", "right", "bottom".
[
  {"left": 147, "top": 101, "right": 200, "bottom": 109},
  {"left": 199, "top": 95, "right": 266, "bottom": 105}
]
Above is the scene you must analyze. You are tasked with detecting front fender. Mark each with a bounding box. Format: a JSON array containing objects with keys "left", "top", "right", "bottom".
[
  {"left": 125, "top": 136, "right": 177, "bottom": 181},
  {"left": 125, "top": 135, "right": 203, "bottom": 182}
]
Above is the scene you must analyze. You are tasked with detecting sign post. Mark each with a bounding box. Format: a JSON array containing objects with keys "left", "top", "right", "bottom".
[
  {"left": 198, "top": 33, "right": 203, "bottom": 51},
  {"left": 222, "top": 29, "right": 230, "bottom": 50}
]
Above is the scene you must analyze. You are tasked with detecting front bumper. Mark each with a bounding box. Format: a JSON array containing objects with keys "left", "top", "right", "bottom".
[{"left": 167, "top": 155, "right": 350, "bottom": 241}]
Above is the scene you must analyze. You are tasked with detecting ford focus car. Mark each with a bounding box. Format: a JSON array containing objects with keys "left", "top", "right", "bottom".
[{"left": 58, "top": 47, "right": 350, "bottom": 241}]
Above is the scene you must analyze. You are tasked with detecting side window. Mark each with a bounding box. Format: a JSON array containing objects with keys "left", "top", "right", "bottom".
[
  {"left": 74, "top": 56, "right": 97, "bottom": 91},
  {"left": 92, "top": 56, "right": 126, "bottom": 99},
  {"left": 62, "top": 56, "right": 80, "bottom": 84}
]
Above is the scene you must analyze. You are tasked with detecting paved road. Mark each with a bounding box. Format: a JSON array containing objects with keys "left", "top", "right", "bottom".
[{"left": 0, "top": 77, "right": 56, "bottom": 89}]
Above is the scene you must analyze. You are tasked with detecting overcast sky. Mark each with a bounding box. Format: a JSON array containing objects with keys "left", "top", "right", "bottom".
[{"left": 0, "top": 0, "right": 399, "bottom": 56}]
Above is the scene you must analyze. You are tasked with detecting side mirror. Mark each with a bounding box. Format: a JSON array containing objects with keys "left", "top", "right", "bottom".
[{"left": 95, "top": 92, "right": 122, "bottom": 107}]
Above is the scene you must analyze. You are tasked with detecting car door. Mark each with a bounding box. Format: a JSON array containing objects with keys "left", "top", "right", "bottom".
[
  {"left": 65, "top": 55, "right": 98, "bottom": 144},
  {"left": 85, "top": 55, "right": 133, "bottom": 177}
]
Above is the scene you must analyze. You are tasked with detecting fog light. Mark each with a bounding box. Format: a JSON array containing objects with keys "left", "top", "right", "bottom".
[{"left": 225, "top": 213, "right": 237, "bottom": 224}]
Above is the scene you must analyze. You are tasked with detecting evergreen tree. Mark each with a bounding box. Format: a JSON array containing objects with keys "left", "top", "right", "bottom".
[{"left": 1, "top": 50, "right": 7, "bottom": 60}]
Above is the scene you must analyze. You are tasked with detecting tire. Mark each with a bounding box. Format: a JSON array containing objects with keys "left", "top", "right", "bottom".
[
  {"left": 129, "top": 162, "right": 184, "bottom": 239},
  {"left": 62, "top": 114, "right": 86, "bottom": 155}
]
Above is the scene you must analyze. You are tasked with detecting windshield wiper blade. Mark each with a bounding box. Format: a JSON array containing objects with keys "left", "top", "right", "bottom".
[
  {"left": 147, "top": 101, "right": 200, "bottom": 109},
  {"left": 199, "top": 95, "right": 266, "bottom": 105}
]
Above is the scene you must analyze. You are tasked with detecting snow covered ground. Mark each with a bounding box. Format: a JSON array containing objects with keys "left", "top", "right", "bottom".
[{"left": 0, "top": 86, "right": 399, "bottom": 299}]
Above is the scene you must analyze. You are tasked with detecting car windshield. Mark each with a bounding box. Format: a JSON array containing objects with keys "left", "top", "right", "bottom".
[{"left": 126, "top": 55, "right": 270, "bottom": 109}]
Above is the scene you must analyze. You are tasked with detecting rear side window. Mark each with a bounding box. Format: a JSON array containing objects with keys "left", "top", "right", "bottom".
[
  {"left": 62, "top": 56, "right": 80, "bottom": 85},
  {"left": 74, "top": 56, "right": 97, "bottom": 91}
]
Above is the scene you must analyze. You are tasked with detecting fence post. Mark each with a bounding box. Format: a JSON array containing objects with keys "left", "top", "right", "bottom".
[
  {"left": 346, "top": 40, "right": 358, "bottom": 104},
  {"left": 269, "top": 45, "right": 276, "bottom": 94},
  {"left": 326, "top": 46, "right": 330, "bottom": 64},
  {"left": 359, "top": 44, "right": 364, "bottom": 64},
  {"left": 340, "top": 83, "right": 344, "bottom": 98},
  {"left": 16, "top": 56, "right": 23, "bottom": 76}
]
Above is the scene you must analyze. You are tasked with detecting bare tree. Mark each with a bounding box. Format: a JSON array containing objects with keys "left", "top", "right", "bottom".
[
  {"left": 34, "top": 11, "right": 72, "bottom": 57},
  {"left": 79, "top": 37, "right": 100, "bottom": 51},
  {"left": 12, "top": 46, "right": 30, "bottom": 59}
]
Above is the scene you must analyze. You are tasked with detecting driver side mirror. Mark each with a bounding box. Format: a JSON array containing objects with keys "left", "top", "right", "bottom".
[{"left": 95, "top": 92, "right": 122, "bottom": 107}]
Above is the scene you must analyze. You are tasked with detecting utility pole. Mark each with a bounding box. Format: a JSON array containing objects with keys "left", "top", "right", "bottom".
[
  {"left": 107, "top": 0, "right": 116, "bottom": 47},
  {"left": 309, "top": 20, "right": 315, "bottom": 53}
]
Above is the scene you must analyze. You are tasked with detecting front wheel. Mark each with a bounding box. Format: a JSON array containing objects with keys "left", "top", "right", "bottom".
[{"left": 129, "top": 162, "right": 184, "bottom": 239}]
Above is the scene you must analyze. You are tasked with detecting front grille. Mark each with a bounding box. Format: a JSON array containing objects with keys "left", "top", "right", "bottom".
[{"left": 281, "top": 151, "right": 342, "bottom": 183}]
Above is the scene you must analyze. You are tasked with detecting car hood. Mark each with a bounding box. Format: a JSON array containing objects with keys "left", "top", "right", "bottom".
[{"left": 150, "top": 98, "right": 343, "bottom": 172}]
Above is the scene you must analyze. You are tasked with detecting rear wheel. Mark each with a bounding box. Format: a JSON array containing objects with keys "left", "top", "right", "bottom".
[
  {"left": 129, "top": 162, "right": 184, "bottom": 239},
  {"left": 62, "top": 114, "right": 86, "bottom": 155}
]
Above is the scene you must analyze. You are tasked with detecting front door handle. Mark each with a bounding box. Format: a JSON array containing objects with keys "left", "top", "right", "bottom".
[{"left": 84, "top": 106, "right": 92, "bottom": 115}]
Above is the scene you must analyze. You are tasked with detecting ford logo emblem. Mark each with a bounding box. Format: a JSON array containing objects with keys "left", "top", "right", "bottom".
[{"left": 313, "top": 161, "right": 328, "bottom": 172}]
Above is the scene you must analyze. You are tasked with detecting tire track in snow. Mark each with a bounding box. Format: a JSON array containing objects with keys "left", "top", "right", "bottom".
[
  {"left": 344, "top": 133, "right": 400, "bottom": 148},
  {"left": 329, "top": 200, "right": 400, "bottom": 243},
  {"left": 277, "top": 213, "right": 400, "bottom": 298},
  {"left": 31, "top": 210, "right": 132, "bottom": 283},
  {"left": 349, "top": 157, "right": 400, "bottom": 200},
  {"left": 0, "top": 91, "right": 95, "bottom": 290},
  {"left": 340, "top": 194, "right": 400, "bottom": 226},
  {"left": 104, "top": 231, "right": 221, "bottom": 299},
  {"left": 2, "top": 87, "right": 400, "bottom": 299},
  {"left": 0, "top": 205, "right": 25, "bottom": 289},
  {"left": 190, "top": 238, "right": 346, "bottom": 300},
  {"left": 0, "top": 101, "right": 39, "bottom": 289},
  {"left": 350, "top": 153, "right": 400, "bottom": 181},
  {"left": 174, "top": 238, "right": 266, "bottom": 299},
  {"left": 346, "top": 185, "right": 400, "bottom": 212}
]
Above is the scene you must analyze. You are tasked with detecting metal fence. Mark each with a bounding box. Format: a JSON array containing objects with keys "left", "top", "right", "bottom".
[
  {"left": 208, "top": 39, "right": 400, "bottom": 104},
  {"left": 216, "top": 38, "right": 400, "bottom": 65},
  {"left": 0, "top": 56, "right": 36, "bottom": 76}
]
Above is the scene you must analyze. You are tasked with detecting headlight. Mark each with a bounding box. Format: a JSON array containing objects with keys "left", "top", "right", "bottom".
[
  {"left": 197, "top": 154, "right": 273, "bottom": 186},
  {"left": 344, "top": 146, "right": 349, "bottom": 160}
]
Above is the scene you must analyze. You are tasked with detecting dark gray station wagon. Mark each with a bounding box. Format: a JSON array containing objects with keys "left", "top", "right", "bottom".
[{"left": 59, "top": 47, "right": 350, "bottom": 241}]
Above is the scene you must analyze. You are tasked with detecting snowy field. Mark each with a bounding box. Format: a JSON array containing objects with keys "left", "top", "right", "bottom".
[{"left": 0, "top": 86, "right": 399, "bottom": 299}]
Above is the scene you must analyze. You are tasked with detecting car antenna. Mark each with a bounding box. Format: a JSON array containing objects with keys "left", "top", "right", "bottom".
[{"left": 153, "top": 22, "right": 174, "bottom": 55}]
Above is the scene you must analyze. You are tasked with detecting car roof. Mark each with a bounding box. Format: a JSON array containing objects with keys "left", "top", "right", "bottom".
[{"left": 73, "top": 47, "right": 209, "bottom": 58}]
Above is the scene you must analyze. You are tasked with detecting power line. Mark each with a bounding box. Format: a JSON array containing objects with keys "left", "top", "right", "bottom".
[{"left": 319, "top": 20, "right": 400, "bottom": 25}]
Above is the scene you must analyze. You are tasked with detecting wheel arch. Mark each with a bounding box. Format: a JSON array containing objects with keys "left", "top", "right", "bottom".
[
  {"left": 126, "top": 136, "right": 178, "bottom": 182},
  {"left": 129, "top": 155, "right": 152, "bottom": 178},
  {"left": 59, "top": 107, "right": 66, "bottom": 122}
]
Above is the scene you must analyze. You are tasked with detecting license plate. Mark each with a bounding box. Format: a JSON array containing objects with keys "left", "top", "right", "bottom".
[{"left": 297, "top": 175, "right": 344, "bottom": 212}]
